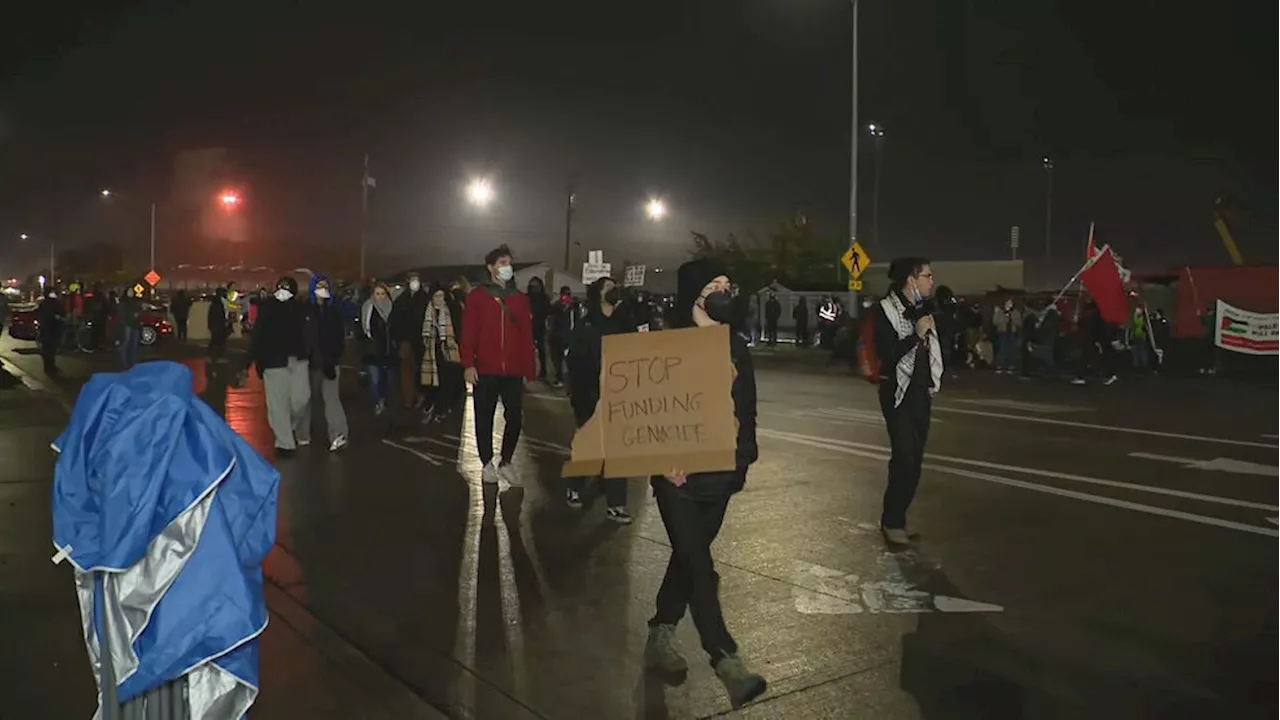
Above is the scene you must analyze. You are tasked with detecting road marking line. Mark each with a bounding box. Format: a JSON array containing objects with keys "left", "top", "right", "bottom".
[
  {"left": 764, "top": 431, "right": 1278, "bottom": 538},
  {"left": 932, "top": 406, "right": 1276, "bottom": 449},
  {"left": 381, "top": 438, "right": 446, "bottom": 465},
  {"left": 1129, "top": 452, "right": 1277, "bottom": 477},
  {"left": 1263, "top": 434, "right": 1278, "bottom": 439},
  {"left": 1268, "top": 518, "right": 1278, "bottom": 525},
  {"left": 792, "top": 559, "right": 1003, "bottom": 615},
  {"left": 952, "top": 398, "right": 1090, "bottom": 414},
  {"left": 761, "top": 428, "right": 1277, "bottom": 512},
  {"left": 526, "top": 392, "right": 570, "bottom": 402}
]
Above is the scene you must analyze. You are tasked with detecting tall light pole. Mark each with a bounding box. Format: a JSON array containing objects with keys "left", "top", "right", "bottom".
[
  {"left": 563, "top": 178, "right": 576, "bottom": 271},
  {"left": 868, "top": 123, "right": 885, "bottom": 253},
  {"left": 1042, "top": 156, "right": 1054, "bottom": 261},
  {"left": 99, "top": 189, "right": 158, "bottom": 274},
  {"left": 849, "top": 0, "right": 859, "bottom": 253}
]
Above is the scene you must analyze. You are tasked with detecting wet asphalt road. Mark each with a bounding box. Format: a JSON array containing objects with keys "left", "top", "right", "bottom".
[{"left": 1, "top": 337, "right": 1276, "bottom": 719}]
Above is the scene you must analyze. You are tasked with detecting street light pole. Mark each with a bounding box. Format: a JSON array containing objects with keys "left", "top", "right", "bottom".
[
  {"left": 563, "top": 181, "right": 575, "bottom": 272},
  {"left": 149, "top": 202, "right": 157, "bottom": 272},
  {"left": 849, "top": 0, "right": 859, "bottom": 253},
  {"left": 1043, "top": 157, "right": 1054, "bottom": 261},
  {"left": 869, "top": 124, "right": 884, "bottom": 254}
]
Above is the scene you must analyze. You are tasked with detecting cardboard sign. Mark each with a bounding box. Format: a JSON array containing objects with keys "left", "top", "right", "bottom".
[{"left": 562, "top": 324, "right": 737, "bottom": 479}]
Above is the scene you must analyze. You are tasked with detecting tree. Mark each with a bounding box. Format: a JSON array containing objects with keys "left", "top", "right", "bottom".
[{"left": 689, "top": 218, "right": 844, "bottom": 293}]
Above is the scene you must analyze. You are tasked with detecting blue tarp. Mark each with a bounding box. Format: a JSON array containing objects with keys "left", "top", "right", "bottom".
[{"left": 51, "top": 361, "right": 279, "bottom": 718}]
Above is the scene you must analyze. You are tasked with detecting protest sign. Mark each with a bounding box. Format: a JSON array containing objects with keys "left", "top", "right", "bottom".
[
  {"left": 562, "top": 324, "right": 737, "bottom": 479},
  {"left": 1215, "top": 300, "right": 1278, "bottom": 355}
]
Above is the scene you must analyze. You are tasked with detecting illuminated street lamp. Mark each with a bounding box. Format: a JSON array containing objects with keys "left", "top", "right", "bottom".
[
  {"left": 100, "top": 188, "right": 112, "bottom": 198},
  {"left": 220, "top": 192, "right": 241, "bottom": 206},
  {"left": 645, "top": 197, "right": 667, "bottom": 221},
  {"left": 20, "top": 233, "right": 55, "bottom": 288},
  {"left": 466, "top": 177, "right": 494, "bottom": 208}
]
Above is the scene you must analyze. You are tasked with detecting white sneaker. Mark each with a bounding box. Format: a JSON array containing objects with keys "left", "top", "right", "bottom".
[
  {"left": 497, "top": 462, "right": 521, "bottom": 487},
  {"left": 1103, "top": 375, "right": 1118, "bottom": 386},
  {"left": 297, "top": 438, "right": 312, "bottom": 448},
  {"left": 329, "top": 435, "right": 348, "bottom": 452},
  {"left": 482, "top": 461, "right": 500, "bottom": 485}
]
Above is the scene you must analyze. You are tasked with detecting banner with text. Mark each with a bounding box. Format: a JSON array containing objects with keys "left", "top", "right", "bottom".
[
  {"left": 1215, "top": 300, "right": 1278, "bottom": 355},
  {"left": 562, "top": 325, "right": 737, "bottom": 478}
]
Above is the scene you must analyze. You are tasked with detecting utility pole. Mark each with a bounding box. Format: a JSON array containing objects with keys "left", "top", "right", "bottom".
[
  {"left": 360, "top": 153, "right": 373, "bottom": 281},
  {"left": 562, "top": 176, "right": 577, "bottom": 272},
  {"left": 1043, "top": 156, "right": 1054, "bottom": 261},
  {"left": 149, "top": 202, "right": 157, "bottom": 272},
  {"left": 869, "top": 124, "right": 884, "bottom": 254},
  {"left": 849, "top": 0, "right": 859, "bottom": 252}
]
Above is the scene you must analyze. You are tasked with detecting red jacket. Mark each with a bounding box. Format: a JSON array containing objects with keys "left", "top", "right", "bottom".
[{"left": 460, "top": 285, "right": 537, "bottom": 380}]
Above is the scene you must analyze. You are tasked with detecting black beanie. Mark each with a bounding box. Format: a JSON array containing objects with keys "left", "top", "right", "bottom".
[{"left": 673, "top": 258, "right": 728, "bottom": 328}]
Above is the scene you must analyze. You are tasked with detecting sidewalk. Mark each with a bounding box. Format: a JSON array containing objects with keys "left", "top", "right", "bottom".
[{"left": 0, "top": 339, "right": 447, "bottom": 719}]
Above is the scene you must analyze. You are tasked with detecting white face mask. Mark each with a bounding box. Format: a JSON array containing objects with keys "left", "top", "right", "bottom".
[
  {"left": 274, "top": 289, "right": 293, "bottom": 302},
  {"left": 314, "top": 287, "right": 331, "bottom": 299},
  {"left": 408, "top": 280, "right": 421, "bottom": 292},
  {"left": 496, "top": 265, "right": 514, "bottom": 282}
]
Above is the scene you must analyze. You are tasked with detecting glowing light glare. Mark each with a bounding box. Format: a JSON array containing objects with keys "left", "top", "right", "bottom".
[
  {"left": 100, "top": 189, "right": 112, "bottom": 197},
  {"left": 38, "top": 275, "right": 46, "bottom": 286},
  {"left": 467, "top": 178, "right": 494, "bottom": 207},
  {"left": 20, "top": 233, "right": 29, "bottom": 240},
  {"left": 220, "top": 192, "right": 240, "bottom": 206},
  {"left": 646, "top": 198, "right": 667, "bottom": 221}
]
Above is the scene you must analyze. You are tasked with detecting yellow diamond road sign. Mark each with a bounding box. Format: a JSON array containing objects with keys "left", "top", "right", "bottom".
[
  {"left": 841, "top": 242, "right": 872, "bottom": 279},
  {"left": 133, "top": 283, "right": 145, "bottom": 297}
]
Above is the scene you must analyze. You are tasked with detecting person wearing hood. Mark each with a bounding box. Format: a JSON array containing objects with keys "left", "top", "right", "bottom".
[
  {"left": 564, "top": 276, "right": 632, "bottom": 523},
  {"left": 391, "top": 271, "right": 430, "bottom": 412},
  {"left": 361, "top": 282, "right": 396, "bottom": 414},
  {"left": 642, "top": 258, "right": 767, "bottom": 710},
  {"left": 300, "top": 274, "right": 349, "bottom": 451},
  {"left": 526, "top": 276, "right": 552, "bottom": 382},
  {"left": 250, "top": 276, "right": 312, "bottom": 455},
  {"left": 547, "top": 285, "right": 576, "bottom": 387},
  {"left": 420, "top": 282, "right": 465, "bottom": 422},
  {"left": 459, "top": 244, "right": 536, "bottom": 486},
  {"left": 207, "top": 285, "right": 232, "bottom": 361},
  {"left": 37, "top": 287, "right": 64, "bottom": 376}
]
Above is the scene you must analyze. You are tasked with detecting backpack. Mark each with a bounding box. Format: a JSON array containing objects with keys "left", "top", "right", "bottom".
[{"left": 855, "top": 306, "right": 881, "bottom": 383}]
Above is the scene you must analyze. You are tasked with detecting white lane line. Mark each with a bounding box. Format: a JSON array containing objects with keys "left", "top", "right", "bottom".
[
  {"left": 1263, "top": 434, "right": 1278, "bottom": 439},
  {"left": 760, "top": 428, "right": 1278, "bottom": 512},
  {"left": 1129, "top": 452, "right": 1277, "bottom": 477},
  {"left": 952, "top": 398, "right": 1090, "bottom": 414},
  {"left": 1268, "top": 518, "right": 1278, "bottom": 526},
  {"left": 381, "top": 438, "right": 446, "bottom": 465},
  {"left": 526, "top": 392, "right": 570, "bottom": 402},
  {"left": 932, "top": 406, "right": 1276, "bottom": 449},
  {"left": 760, "top": 430, "right": 1278, "bottom": 538}
]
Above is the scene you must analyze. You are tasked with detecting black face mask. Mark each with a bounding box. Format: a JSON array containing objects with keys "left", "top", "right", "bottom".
[
  {"left": 701, "top": 290, "right": 735, "bottom": 324},
  {"left": 603, "top": 288, "right": 621, "bottom": 306}
]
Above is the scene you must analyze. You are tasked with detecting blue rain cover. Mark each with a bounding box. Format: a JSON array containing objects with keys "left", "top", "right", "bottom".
[{"left": 51, "top": 361, "right": 278, "bottom": 711}]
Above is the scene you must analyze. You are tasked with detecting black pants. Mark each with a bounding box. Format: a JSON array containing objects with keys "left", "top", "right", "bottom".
[
  {"left": 426, "top": 350, "right": 463, "bottom": 415},
  {"left": 40, "top": 337, "right": 59, "bottom": 375},
  {"left": 208, "top": 331, "right": 228, "bottom": 359},
  {"left": 547, "top": 338, "right": 567, "bottom": 382},
  {"left": 533, "top": 330, "right": 547, "bottom": 380},
  {"left": 472, "top": 374, "right": 524, "bottom": 465},
  {"left": 765, "top": 320, "right": 778, "bottom": 346},
  {"left": 175, "top": 317, "right": 188, "bottom": 341},
  {"left": 648, "top": 479, "right": 737, "bottom": 663},
  {"left": 878, "top": 383, "right": 932, "bottom": 530},
  {"left": 795, "top": 324, "right": 809, "bottom": 347}
]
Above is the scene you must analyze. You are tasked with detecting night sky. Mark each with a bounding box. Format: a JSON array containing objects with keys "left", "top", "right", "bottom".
[{"left": 0, "top": 0, "right": 1274, "bottom": 279}]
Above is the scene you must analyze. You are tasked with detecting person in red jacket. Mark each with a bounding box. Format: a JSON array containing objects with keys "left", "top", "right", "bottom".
[{"left": 460, "top": 244, "right": 537, "bottom": 486}]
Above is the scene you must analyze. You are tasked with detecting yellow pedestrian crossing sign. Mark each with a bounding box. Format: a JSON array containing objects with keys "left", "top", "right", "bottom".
[{"left": 841, "top": 242, "right": 872, "bottom": 279}]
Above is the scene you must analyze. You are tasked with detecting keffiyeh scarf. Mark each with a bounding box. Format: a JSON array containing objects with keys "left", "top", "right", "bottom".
[{"left": 880, "top": 293, "right": 943, "bottom": 408}]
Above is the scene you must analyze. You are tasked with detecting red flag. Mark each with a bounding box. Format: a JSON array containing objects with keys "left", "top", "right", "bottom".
[{"left": 1080, "top": 245, "right": 1130, "bottom": 326}]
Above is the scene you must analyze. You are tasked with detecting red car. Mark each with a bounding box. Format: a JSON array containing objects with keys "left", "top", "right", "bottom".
[{"left": 7, "top": 302, "right": 173, "bottom": 347}]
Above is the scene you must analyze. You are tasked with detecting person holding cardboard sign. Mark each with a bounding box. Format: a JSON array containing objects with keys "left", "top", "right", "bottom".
[
  {"left": 642, "top": 258, "right": 767, "bottom": 710},
  {"left": 460, "top": 245, "right": 537, "bottom": 486},
  {"left": 564, "top": 276, "right": 632, "bottom": 523}
]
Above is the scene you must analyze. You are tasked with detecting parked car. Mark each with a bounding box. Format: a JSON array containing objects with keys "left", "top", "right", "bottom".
[{"left": 7, "top": 302, "right": 173, "bottom": 346}]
